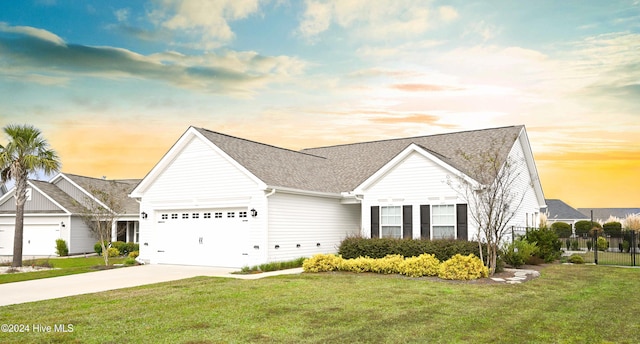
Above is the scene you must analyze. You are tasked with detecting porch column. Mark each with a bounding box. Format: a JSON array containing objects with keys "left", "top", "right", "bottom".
[{"left": 111, "top": 221, "right": 117, "bottom": 242}]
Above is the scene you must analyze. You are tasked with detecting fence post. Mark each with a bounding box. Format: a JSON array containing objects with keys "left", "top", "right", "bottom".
[
  {"left": 511, "top": 226, "right": 514, "bottom": 243},
  {"left": 633, "top": 230, "right": 637, "bottom": 267}
]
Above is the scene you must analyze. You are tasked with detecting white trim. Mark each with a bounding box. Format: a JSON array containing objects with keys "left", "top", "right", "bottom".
[
  {"left": 354, "top": 143, "right": 479, "bottom": 194},
  {"left": 265, "top": 186, "right": 343, "bottom": 199},
  {"left": 130, "top": 127, "right": 267, "bottom": 198},
  {"left": 50, "top": 173, "right": 112, "bottom": 213}
]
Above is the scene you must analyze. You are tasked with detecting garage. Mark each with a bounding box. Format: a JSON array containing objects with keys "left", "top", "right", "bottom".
[
  {"left": 0, "top": 224, "right": 60, "bottom": 256},
  {"left": 154, "top": 208, "right": 250, "bottom": 267}
]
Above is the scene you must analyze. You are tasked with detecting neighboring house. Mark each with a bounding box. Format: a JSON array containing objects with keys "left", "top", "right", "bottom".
[
  {"left": 577, "top": 208, "right": 640, "bottom": 223},
  {"left": 0, "top": 173, "right": 141, "bottom": 256},
  {"left": 130, "top": 125, "right": 545, "bottom": 268},
  {"left": 543, "top": 199, "right": 588, "bottom": 228}
]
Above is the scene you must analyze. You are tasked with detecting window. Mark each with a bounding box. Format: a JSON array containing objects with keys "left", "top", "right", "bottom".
[
  {"left": 171, "top": 214, "right": 178, "bottom": 219},
  {"left": 432, "top": 205, "right": 455, "bottom": 239},
  {"left": 204, "top": 213, "right": 211, "bottom": 219},
  {"left": 381, "top": 206, "right": 402, "bottom": 239},
  {"left": 239, "top": 211, "right": 247, "bottom": 218},
  {"left": 161, "top": 214, "right": 168, "bottom": 220},
  {"left": 192, "top": 213, "right": 199, "bottom": 219},
  {"left": 214, "top": 212, "right": 223, "bottom": 218},
  {"left": 227, "top": 212, "right": 235, "bottom": 218},
  {"left": 182, "top": 213, "right": 189, "bottom": 219}
]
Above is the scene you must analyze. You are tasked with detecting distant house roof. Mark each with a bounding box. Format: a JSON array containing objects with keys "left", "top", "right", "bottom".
[
  {"left": 194, "top": 125, "right": 524, "bottom": 194},
  {"left": 577, "top": 208, "right": 640, "bottom": 222},
  {"left": 544, "top": 199, "right": 588, "bottom": 221},
  {"left": 28, "top": 179, "right": 87, "bottom": 214}
]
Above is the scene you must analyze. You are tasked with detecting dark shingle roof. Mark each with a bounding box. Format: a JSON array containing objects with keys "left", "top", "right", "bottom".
[
  {"left": 195, "top": 125, "right": 523, "bottom": 193},
  {"left": 577, "top": 208, "right": 640, "bottom": 222},
  {"left": 64, "top": 174, "right": 141, "bottom": 214},
  {"left": 28, "top": 180, "right": 87, "bottom": 214},
  {"left": 544, "top": 199, "right": 588, "bottom": 221}
]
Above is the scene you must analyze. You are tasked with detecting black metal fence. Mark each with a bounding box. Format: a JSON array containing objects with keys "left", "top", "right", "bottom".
[
  {"left": 511, "top": 226, "right": 640, "bottom": 267},
  {"left": 559, "top": 230, "right": 639, "bottom": 267}
]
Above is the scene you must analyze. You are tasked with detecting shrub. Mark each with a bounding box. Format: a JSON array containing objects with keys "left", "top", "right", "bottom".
[
  {"left": 623, "top": 241, "right": 630, "bottom": 253},
  {"left": 565, "top": 238, "right": 571, "bottom": 251},
  {"left": 597, "top": 237, "right": 608, "bottom": 251},
  {"left": 257, "top": 257, "right": 306, "bottom": 272},
  {"left": 525, "top": 227, "right": 562, "bottom": 263},
  {"left": 575, "top": 220, "right": 602, "bottom": 237},
  {"left": 586, "top": 240, "right": 593, "bottom": 251},
  {"left": 624, "top": 213, "right": 640, "bottom": 231},
  {"left": 94, "top": 241, "right": 109, "bottom": 255},
  {"left": 111, "top": 241, "right": 140, "bottom": 256},
  {"left": 568, "top": 254, "right": 585, "bottom": 264},
  {"left": 603, "top": 222, "right": 622, "bottom": 238},
  {"left": 551, "top": 222, "right": 572, "bottom": 238},
  {"left": 123, "top": 257, "right": 137, "bottom": 266},
  {"left": 128, "top": 251, "right": 139, "bottom": 259},
  {"left": 570, "top": 240, "right": 579, "bottom": 251},
  {"left": 55, "top": 239, "right": 69, "bottom": 257},
  {"left": 370, "top": 254, "right": 405, "bottom": 274},
  {"left": 302, "top": 254, "right": 342, "bottom": 272},
  {"left": 338, "top": 237, "right": 484, "bottom": 261},
  {"left": 398, "top": 254, "right": 440, "bottom": 277},
  {"left": 438, "top": 254, "right": 488, "bottom": 280},
  {"left": 107, "top": 247, "right": 120, "bottom": 257},
  {"left": 501, "top": 238, "right": 538, "bottom": 268},
  {"left": 339, "top": 256, "right": 376, "bottom": 273}
]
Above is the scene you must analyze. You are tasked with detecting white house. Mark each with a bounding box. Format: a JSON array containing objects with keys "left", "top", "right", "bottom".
[
  {"left": 130, "top": 125, "right": 545, "bottom": 268},
  {"left": 0, "top": 173, "right": 140, "bottom": 257}
]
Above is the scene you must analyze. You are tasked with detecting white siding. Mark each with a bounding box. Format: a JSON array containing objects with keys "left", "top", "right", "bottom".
[
  {"left": 505, "top": 137, "right": 542, "bottom": 230},
  {"left": 267, "top": 192, "right": 359, "bottom": 262},
  {"left": 361, "top": 151, "right": 467, "bottom": 239},
  {"left": 137, "top": 136, "right": 267, "bottom": 265}
]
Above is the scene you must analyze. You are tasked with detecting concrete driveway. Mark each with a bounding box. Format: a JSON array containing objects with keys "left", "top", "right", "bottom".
[{"left": 0, "top": 264, "right": 303, "bottom": 307}]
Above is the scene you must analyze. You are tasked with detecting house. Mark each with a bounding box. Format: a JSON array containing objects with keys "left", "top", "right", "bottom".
[
  {"left": 0, "top": 173, "right": 140, "bottom": 257},
  {"left": 577, "top": 208, "right": 640, "bottom": 223},
  {"left": 543, "top": 199, "right": 588, "bottom": 228},
  {"left": 130, "top": 125, "right": 545, "bottom": 268}
]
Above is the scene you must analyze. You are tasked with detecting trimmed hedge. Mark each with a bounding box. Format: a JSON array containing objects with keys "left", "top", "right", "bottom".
[
  {"left": 551, "top": 222, "right": 572, "bottom": 238},
  {"left": 575, "top": 220, "right": 602, "bottom": 237},
  {"left": 338, "top": 237, "right": 485, "bottom": 261},
  {"left": 603, "top": 222, "right": 622, "bottom": 238},
  {"left": 94, "top": 241, "right": 140, "bottom": 256}
]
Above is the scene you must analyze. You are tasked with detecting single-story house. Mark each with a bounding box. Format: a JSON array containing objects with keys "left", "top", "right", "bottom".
[
  {"left": 130, "top": 125, "right": 545, "bottom": 268},
  {"left": 0, "top": 173, "right": 140, "bottom": 256},
  {"left": 577, "top": 208, "right": 640, "bottom": 223},
  {"left": 543, "top": 199, "right": 588, "bottom": 228}
]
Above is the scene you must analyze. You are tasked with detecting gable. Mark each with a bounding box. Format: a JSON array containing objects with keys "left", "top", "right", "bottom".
[{"left": 0, "top": 181, "right": 69, "bottom": 214}]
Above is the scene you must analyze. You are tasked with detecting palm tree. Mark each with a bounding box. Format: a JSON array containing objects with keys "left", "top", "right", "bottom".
[{"left": 0, "top": 124, "right": 61, "bottom": 267}]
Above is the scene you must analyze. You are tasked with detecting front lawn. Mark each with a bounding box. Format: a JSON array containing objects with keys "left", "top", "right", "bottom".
[
  {"left": 1, "top": 264, "right": 639, "bottom": 343},
  {"left": 0, "top": 257, "right": 126, "bottom": 284}
]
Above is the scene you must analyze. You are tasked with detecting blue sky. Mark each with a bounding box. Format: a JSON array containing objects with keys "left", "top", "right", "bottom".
[{"left": 0, "top": 0, "right": 639, "bottom": 207}]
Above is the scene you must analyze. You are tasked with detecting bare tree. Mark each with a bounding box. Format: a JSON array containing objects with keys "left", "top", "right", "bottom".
[
  {"left": 76, "top": 181, "right": 127, "bottom": 265},
  {"left": 447, "top": 137, "right": 529, "bottom": 275}
]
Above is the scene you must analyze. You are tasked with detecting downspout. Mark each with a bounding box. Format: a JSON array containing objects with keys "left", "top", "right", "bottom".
[{"left": 265, "top": 188, "right": 276, "bottom": 198}]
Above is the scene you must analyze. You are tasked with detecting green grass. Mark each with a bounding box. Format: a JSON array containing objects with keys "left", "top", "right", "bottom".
[
  {"left": 0, "top": 257, "right": 125, "bottom": 284},
  {"left": 1, "top": 264, "right": 640, "bottom": 343}
]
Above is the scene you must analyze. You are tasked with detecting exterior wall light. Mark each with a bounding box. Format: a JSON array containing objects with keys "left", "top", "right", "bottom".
[
  {"left": 250, "top": 208, "right": 258, "bottom": 217},
  {"left": 141, "top": 212, "right": 148, "bottom": 219}
]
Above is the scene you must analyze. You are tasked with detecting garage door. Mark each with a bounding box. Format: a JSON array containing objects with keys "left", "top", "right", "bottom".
[
  {"left": 0, "top": 225, "right": 60, "bottom": 256},
  {"left": 154, "top": 208, "right": 250, "bottom": 267}
]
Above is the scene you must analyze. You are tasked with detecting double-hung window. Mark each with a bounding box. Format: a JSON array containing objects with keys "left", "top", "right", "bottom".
[
  {"left": 380, "top": 206, "right": 402, "bottom": 239},
  {"left": 432, "top": 204, "right": 455, "bottom": 239}
]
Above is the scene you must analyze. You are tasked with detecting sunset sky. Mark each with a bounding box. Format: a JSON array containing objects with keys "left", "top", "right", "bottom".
[{"left": 0, "top": 1, "right": 638, "bottom": 208}]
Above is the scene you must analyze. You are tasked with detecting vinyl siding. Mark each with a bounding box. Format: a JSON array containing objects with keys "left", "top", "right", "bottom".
[
  {"left": 53, "top": 178, "right": 89, "bottom": 207},
  {"left": 137, "top": 136, "right": 266, "bottom": 264},
  {"left": 267, "top": 192, "right": 359, "bottom": 262},
  {"left": 361, "top": 151, "right": 466, "bottom": 239},
  {"left": 0, "top": 187, "right": 62, "bottom": 212},
  {"left": 68, "top": 216, "right": 98, "bottom": 254},
  {"left": 505, "top": 137, "right": 542, "bottom": 229}
]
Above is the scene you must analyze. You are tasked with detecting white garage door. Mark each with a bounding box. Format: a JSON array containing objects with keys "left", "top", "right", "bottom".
[
  {"left": 154, "top": 208, "right": 250, "bottom": 267},
  {"left": 0, "top": 224, "right": 60, "bottom": 256}
]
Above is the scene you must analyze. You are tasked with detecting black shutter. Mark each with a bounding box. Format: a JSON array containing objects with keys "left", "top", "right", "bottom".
[
  {"left": 420, "top": 205, "right": 430, "bottom": 239},
  {"left": 371, "top": 206, "right": 380, "bottom": 238},
  {"left": 456, "top": 204, "right": 468, "bottom": 241},
  {"left": 403, "top": 205, "right": 412, "bottom": 239}
]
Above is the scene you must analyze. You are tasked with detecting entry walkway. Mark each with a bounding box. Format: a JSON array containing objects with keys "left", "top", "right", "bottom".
[{"left": 0, "top": 265, "right": 303, "bottom": 307}]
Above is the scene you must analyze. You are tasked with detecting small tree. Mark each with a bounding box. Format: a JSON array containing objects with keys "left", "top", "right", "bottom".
[
  {"left": 77, "top": 181, "right": 128, "bottom": 265},
  {"left": 447, "top": 136, "right": 529, "bottom": 275}
]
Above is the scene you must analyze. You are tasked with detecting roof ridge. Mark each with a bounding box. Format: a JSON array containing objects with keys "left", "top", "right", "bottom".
[
  {"left": 193, "top": 127, "right": 327, "bottom": 159},
  {"left": 302, "top": 125, "right": 522, "bottom": 150}
]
